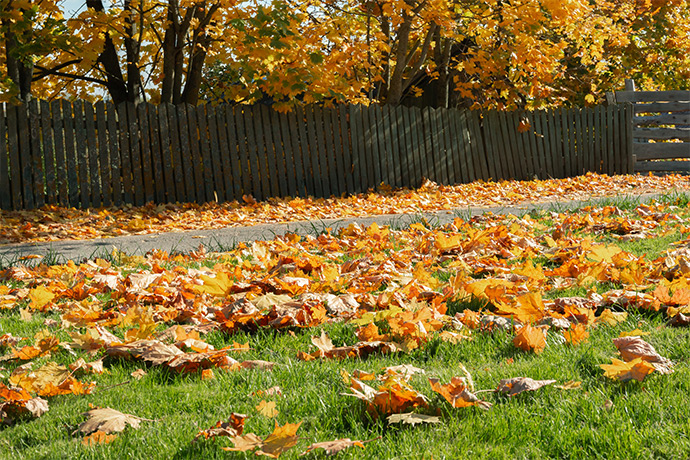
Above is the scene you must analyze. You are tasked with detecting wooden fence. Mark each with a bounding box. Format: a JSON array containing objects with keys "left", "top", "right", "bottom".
[
  {"left": 0, "top": 100, "right": 633, "bottom": 210},
  {"left": 610, "top": 79, "right": 690, "bottom": 174}
]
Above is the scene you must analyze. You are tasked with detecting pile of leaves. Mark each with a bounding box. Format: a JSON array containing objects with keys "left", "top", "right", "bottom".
[
  {"left": 1, "top": 194, "right": 689, "bottom": 456},
  {"left": 1, "top": 172, "right": 689, "bottom": 244}
]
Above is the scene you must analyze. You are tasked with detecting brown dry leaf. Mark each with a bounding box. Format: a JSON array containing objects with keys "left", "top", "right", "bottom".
[
  {"left": 612, "top": 336, "right": 674, "bottom": 374},
  {"left": 496, "top": 377, "right": 556, "bottom": 396},
  {"left": 513, "top": 325, "right": 547, "bottom": 354},
  {"left": 256, "top": 421, "right": 301, "bottom": 458},
  {"left": 600, "top": 358, "right": 656, "bottom": 382},
  {"left": 669, "top": 312, "right": 690, "bottom": 327},
  {"left": 311, "top": 330, "right": 334, "bottom": 354},
  {"left": 300, "top": 438, "right": 368, "bottom": 456},
  {"left": 82, "top": 431, "right": 118, "bottom": 446},
  {"left": 130, "top": 369, "right": 147, "bottom": 380},
  {"left": 78, "top": 407, "right": 145, "bottom": 435},
  {"left": 240, "top": 360, "right": 276, "bottom": 370},
  {"left": 256, "top": 400, "right": 278, "bottom": 418},
  {"left": 193, "top": 413, "right": 246, "bottom": 442},
  {"left": 387, "top": 412, "right": 441, "bottom": 425},
  {"left": 428, "top": 377, "right": 491, "bottom": 409},
  {"left": 251, "top": 386, "right": 283, "bottom": 397}
]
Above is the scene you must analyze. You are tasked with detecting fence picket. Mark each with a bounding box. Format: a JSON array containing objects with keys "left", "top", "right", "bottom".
[
  {"left": 84, "top": 101, "right": 101, "bottom": 207},
  {"left": 224, "top": 105, "right": 245, "bottom": 199},
  {"left": 50, "top": 101, "right": 68, "bottom": 206},
  {"left": 214, "top": 106, "right": 234, "bottom": 201},
  {"left": 338, "top": 105, "right": 355, "bottom": 195},
  {"left": 95, "top": 101, "right": 111, "bottom": 206},
  {"left": 328, "top": 108, "right": 346, "bottom": 196},
  {"left": 269, "top": 108, "right": 290, "bottom": 197},
  {"left": 106, "top": 102, "right": 122, "bottom": 206},
  {"left": 0, "top": 104, "right": 9, "bottom": 210},
  {"left": 285, "top": 109, "right": 308, "bottom": 196},
  {"left": 40, "top": 100, "right": 56, "bottom": 205},
  {"left": 206, "top": 105, "right": 226, "bottom": 201},
  {"left": 157, "top": 104, "right": 176, "bottom": 203},
  {"left": 117, "top": 103, "right": 134, "bottom": 204}
]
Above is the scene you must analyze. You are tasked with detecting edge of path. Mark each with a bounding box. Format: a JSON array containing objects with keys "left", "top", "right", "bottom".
[{"left": 0, "top": 192, "right": 673, "bottom": 264}]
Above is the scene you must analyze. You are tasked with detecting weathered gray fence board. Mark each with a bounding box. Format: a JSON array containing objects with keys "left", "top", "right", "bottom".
[
  {"left": 84, "top": 101, "right": 101, "bottom": 207},
  {"left": 148, "top": 104, "right": 165, "bottom": 203},
  {"left": 157, "top": 104, "right": 176, "bottom": 203},
  {"left": 40, "top": 100, "right": 56, "bottom": 205},
  {"left": 106, "top": 102, "right": 122, "bottom": 206},
  {"left": 214, "top": 106, "right": 233, "bottom": 201},
  {"left": 615, "top": 90, "right": 690, "bottom": 103},
  {"left": 0, "top": 105, "right": 10, "bottom": 209},
  {"left": 633, "top": 102, "right": 690, "bottom": 113},
  {"left": 95, "top": 102, "right": 111, "bottom": 206}
]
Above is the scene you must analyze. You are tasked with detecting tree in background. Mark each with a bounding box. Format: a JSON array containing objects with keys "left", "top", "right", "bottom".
[{"left": 1, "top": 0, "right": 689, "bottom": 108}]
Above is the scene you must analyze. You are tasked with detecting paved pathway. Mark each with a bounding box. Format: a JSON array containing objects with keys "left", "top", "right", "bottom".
[{"left": 0, "top": 193, "right": 665, "bottom": 264}]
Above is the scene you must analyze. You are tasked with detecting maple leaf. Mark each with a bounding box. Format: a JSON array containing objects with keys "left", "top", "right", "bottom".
[
  {"left": 513, "top": 325, "right": 547, "bottom": 354},
  {"left": 301, "top": 437, "right": 371, "bottom": 456},
  {"left": 256, "top": 421, "right": 301, "bottom": 458},
  {"left": 600, "top": 358, "right": 656, "bottom": 382},
  {"left": 222, "top": 433, "right": 264, "bottom": 452},
  {"left": 563, "top": 323, "right": 589, "bottom": 345},
  {"left": 428, "top": 377, "right": 490, "bottom": 409},
  {"left": 78, "top": 407, "right": 146, "bottom": 435},
  {"left": 612, "top": 336, "right": 674, "bottom": 374},
  {"left": 496, "top": 377, "right": 556, "bottom": 396},
  {"left": 256, "top": 400, "right": 279, "bottom": 418},
  {"left": 28, "top": 286, "right": 56, "bottom": 310}
]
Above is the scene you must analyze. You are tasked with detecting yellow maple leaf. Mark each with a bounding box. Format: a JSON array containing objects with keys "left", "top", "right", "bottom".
[
  {"left": 600, "top": 358, "right": 656, "bottom": 382},
  {"left": 256, "top": 400, "right": 278, "bottom": 418},
  {"left": 28, "top": 286, "right": 56, "bottom": 310}
]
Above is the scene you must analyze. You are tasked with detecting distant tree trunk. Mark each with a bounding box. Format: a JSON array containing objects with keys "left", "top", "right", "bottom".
[{"left": 3, "top": 2, "right": 34, "bottom": 101}]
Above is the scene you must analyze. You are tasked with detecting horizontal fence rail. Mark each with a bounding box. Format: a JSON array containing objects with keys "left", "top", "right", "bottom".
[
  {"left": 0, "top": 100, "right": 633, "bottom": 210},
  {"left": 612, "top": 80, "right": 690, "bottom": 175}
]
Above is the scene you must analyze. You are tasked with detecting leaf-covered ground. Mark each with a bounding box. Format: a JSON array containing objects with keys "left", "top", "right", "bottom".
[
  {"left": 2, "top": 172, "right": 690, "bottom": 244},
  {"left": 1, "top": 187, "right": 689, "bottom": 458}
]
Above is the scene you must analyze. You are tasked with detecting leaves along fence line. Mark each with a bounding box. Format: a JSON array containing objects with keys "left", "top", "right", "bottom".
[
  {"left": 610, "top": 80, "right": 690, "bottom": 175},
  {"left": 0, "top": 100, "right": 633, "bottom": 210}
]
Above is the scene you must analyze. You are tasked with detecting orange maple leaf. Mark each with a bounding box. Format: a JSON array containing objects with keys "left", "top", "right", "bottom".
[{"left": 513, "top": 325, "right": 547, "bottom": 354}]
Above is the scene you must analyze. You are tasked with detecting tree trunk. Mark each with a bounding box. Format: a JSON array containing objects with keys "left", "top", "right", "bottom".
[
  {"left": 386, "top": 13, "right": 412, "bottom": 105},
  {"left": 86, "top": 0, "right": 129, "bottom": 104}
]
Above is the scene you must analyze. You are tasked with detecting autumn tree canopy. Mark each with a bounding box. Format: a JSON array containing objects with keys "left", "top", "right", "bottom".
[{"left": 1, "top": 0, "right": 689, "bottom": 108}]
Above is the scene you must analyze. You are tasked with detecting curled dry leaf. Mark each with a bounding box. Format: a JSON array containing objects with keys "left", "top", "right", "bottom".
[
  {"left": 554, "top": 380, "right": 582, "bottom": 390},
  {"left": 387, "top": 412, "right": 440, "bottom": 426},
  {"left": 193, "top": 413, "right": 246, "bottom": 442},
  {"left": 429, "top": 377, "right": 491, "bottom": 409},
  {"left": 496, "top": 377, "right": 556, "bottom": 396},
  {"left": 612, "top": 336, "right": 674, "bottom": 374},
  {"left": 301, "top": 437, "right": 377, "bottom": 456},
  {"left": 78, "top": 407, "right": 146, "bottom": 435}
]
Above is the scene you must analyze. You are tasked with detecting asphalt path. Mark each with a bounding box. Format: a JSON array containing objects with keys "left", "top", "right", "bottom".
[{"left": 0, "top": 192, "right": 666, "bottom": 264}]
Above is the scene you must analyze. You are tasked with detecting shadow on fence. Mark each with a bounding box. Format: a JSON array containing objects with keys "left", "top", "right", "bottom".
[{"left": 0, "top": 100, "right": 633, "bottom": 210}]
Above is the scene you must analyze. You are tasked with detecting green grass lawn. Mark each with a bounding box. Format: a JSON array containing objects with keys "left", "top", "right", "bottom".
[{"left": 1, "top": 194, "right": 689, "bottom": 459}]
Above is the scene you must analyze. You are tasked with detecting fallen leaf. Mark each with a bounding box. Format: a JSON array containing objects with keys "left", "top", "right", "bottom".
[
  {"left": 513, "top": 325, "right": 547, "bottom": 354},
  {"left": 256, "top": 421, "right": 301, "bottom": 458},
  {"left": 82, "top": 431, "right": 118, "bottom": 446},
  {"left": 78, "top": 407, "right": 144, "bottom": 435},
  {"left": 600, "top": 357, "right": 656, "bottom": 382},
  {"left": 222, "top": 433, "right": 264, "bottom": 452},
  {"left": 554, "top": 380, "right": 581, "bottom": 390},
  {"left": 300, "top": 438, "right": 367, "bottom": 456},
  {"left": 256, "top": 400, "right": 278, "bottom": 418},
  {"left": 387, "top": 412, "right": 440, "bottom": 425},
  {"left": 612, "top": 336, "right": 674, "bottom": 374},
  {"left": 193, "top": 413, "right": 246, "bottom": 442},
  {"left": 429, "top": 377, "right": 491, "bottom": 409},
  {"left": 496, "top": 377, "right": 556, "bottom": 396}
]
